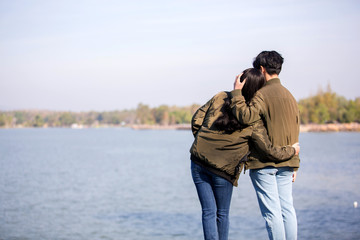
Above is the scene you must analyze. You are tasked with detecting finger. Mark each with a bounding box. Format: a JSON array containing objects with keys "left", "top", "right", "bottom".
[
  {"left": 292, "top": 172, "right": 297, "bottom": 182},
  {"left": 236, "top": 74, "right": 241, "bottom": 82}
]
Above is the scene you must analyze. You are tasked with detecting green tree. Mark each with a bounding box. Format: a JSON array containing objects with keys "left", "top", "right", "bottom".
[
  {"left": 14, "top": 111, "right": 25, "bottom": 124},
  {"left": 355, "top": 98, "right": 360, "bottom": 122},
  {"left": 59, "top": 112, "right": 76, "bottom": 126},
  {"left": 298, "top": 84, "right": 360, "bottom": 124},
  {"left": 136, "top": 103, "right": 155, "bottom": 124},
  {"left": 97, "top": 113, "right": 104, "bottom": 123},
  {"left": 0, "top": 114, "right": 6, "bottom": 126},
  {"left": 0, "top": 114, "right": 13, "bottom": 127},
  {"left": 343, "top": 100, "right": 357, "bottom": 123},
  {"left": 169, "top": 110, "right": 192, "bottom": 124},
  {"left": 153, "top": 105, "right": 169, "bottom": 125},
  {"left": 298, "top": 104, "right": 308, "bottom": 124},
  {"left": 44, "top": 114, "right": 59, "bottom": 127},
  {"left": 33, "top": 115, "right": 45, "bottom": 127},
  {"left": 316, "top": 104, "right": 330, "bottom": 123}
]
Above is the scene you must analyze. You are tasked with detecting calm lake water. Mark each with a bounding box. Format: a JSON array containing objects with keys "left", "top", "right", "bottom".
[{"left": 0, "top": 128, "right": 359, "bottom": 240}]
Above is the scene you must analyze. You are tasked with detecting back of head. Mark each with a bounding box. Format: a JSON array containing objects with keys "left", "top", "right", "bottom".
[
  {"left": 240, "top": 68, "right": 266, "bottom": 104},
  {"left": 252, "top": 50, "right": 284, "bottom": 75},
  {"left": 212, "top": 68, "right": 265, "bottom": 132}
]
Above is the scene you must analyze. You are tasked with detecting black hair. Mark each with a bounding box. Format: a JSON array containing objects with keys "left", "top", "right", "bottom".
[
  {"left": 213, "top": 68, "right": 266, "bottom": 132},
  {"left": 240, "top": 68, "right": 266, "bottom": 104},
  {"left": 213, "top": 94, "right": 243, "bottom": 133},
  {"left": 252, "top": 50, "right": 284, "bottom": 75}
]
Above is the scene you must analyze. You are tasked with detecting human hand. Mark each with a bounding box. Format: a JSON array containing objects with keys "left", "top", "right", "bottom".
[
  {"left": 292, "top": 142, "right": 300, "bottom": 155},
  {"left": 292, "top": 171, "right": 297, "bottom": 182},
  {"left": 234, "top": 73, "right": 246, "bottom": 90}
]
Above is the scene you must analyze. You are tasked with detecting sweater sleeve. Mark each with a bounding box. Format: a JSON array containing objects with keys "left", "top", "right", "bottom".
[
  {"left": 250, "top": 121, "right": 295, "bottom": 161},
  {"left": 230, "top": 89, "right": 263, "bottom": 125},
  {"left": 191, "top": 98, "right": 213, "bottom": 136}
]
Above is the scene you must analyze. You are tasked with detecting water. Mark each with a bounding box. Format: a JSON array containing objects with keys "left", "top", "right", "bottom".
[{"left": 0, "top": 129, "right": 359, "bottom": 240}]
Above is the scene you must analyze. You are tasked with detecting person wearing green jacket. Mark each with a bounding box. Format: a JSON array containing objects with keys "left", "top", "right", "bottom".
[
  {"left": 190, "top": 68, "right": 299, "bottom": 240},
  {"left": 231, "top": 51, "right": 300, "bottom": 240}
]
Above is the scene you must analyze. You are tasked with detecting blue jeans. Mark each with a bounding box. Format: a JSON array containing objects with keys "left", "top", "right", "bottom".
[
  {"left": 191, "top": 161, "right": 233, "bottom": 240},
  {"left": 250, "top": 167, "right": 297, "bottom": 240}
]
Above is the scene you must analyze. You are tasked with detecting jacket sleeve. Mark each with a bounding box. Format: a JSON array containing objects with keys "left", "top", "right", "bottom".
[
  {"left": 191, "top": 98, "right": 213, "bottom": 136},
  {"left": 230, "top": 89, "right": 264, "bottom": 125},
  {"left": 250, "top": 121, "right": 295, "bottom": 161}
]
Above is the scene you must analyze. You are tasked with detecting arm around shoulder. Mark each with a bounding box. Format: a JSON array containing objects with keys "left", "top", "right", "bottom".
[{"left": 230, "top": 90, "right": 263, "bottom": 125}]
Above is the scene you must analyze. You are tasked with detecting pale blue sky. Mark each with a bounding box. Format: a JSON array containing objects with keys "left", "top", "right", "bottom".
[{"left": 1, "top": 0, "right": 359, "bottom": 111}]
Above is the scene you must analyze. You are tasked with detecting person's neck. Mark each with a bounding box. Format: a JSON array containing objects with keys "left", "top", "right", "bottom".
[{"left": 265, "top": 73, "right": 279, "bottom": 81}]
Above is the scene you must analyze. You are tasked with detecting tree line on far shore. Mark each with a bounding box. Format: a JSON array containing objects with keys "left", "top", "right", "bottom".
[
  {"left": 1, "top": 86, "right": 359, "bottom": 128},
  {"left": 0, "top": 104, "right": 201, "bottom": 128},
  {"left": 298, "top": 85, "right": 360, "bottom": 124}
]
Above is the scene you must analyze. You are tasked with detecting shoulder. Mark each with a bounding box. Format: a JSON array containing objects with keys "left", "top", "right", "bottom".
[
  {"left": 281, "top": 85, "right": 297, "bottom": 101},
  {"left": 210, "top": 91, "right": 229, "bottom": 103},
  {"left": 250, "top": 90, "right": 265, "bottom": 107},
  {"left": 259, "top": 80, "right": 295, "bottom": 99},
  {"left": 254, "top": 89, "right": 265, "bottom": 99},
  {"left": 213, "top": 91, "right": 228, "bottom": 99}
]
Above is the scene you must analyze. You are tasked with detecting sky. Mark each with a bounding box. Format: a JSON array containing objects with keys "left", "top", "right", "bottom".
[{"left": 1, "top": 0, "right": 359, "bottom": 111}]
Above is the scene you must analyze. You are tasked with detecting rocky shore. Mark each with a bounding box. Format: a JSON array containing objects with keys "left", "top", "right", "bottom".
[
  {"left": 131, "top": 124, "right": 191, "bottom": 130},
  {"left": 300, "top": 122, "right": 360, "bottom": 132}
]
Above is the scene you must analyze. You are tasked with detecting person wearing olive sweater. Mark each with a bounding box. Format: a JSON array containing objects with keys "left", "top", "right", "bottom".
[
  {"left": 190, "top": 68, "right": 299, "bottom": 240},
  {"left": 231, "top": 51, "right": 300, "bottom": 240}
]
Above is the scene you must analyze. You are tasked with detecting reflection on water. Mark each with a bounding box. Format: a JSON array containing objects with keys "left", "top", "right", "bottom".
[{"left": 0, "top": 129, "right": 359, "bottom": 240}]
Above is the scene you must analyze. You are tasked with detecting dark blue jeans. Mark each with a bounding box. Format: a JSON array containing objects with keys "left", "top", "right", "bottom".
[{"left": 191, "top": 161, "right": 233, "bottom": 240}]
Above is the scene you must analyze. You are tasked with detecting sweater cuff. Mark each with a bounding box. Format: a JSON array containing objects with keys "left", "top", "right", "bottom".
[{"left": 230, "top": 89, "right": 242, "bottom": 98}]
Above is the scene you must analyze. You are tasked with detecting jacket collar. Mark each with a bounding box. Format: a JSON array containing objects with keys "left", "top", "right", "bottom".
[{"left": 265, "top": 78, "right": 280, "bottom": 85}]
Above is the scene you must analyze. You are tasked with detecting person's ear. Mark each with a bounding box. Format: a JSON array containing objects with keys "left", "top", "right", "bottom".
[{"left": 260, "top": 66, "right": 265, "bottom": 74}]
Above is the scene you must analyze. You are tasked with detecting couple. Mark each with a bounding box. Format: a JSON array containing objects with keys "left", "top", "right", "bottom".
[{"left": 190, "top": 51, "right": 300, "bottom": 240}]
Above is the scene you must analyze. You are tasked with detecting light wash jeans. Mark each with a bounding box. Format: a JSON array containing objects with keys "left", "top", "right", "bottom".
[
  {"left": 250, "top": 167, "right": 297, "bottom": 240},
  {"left": 191, "top": 161, "right": 233, "bottom": 240}
]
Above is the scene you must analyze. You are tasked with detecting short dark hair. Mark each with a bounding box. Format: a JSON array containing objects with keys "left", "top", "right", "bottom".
[
  {"left": 253, "top": 51, "right": 284, "bottom": 75},
  {"left": 240, "top": 68, "right": 266, "bottom": 104}
]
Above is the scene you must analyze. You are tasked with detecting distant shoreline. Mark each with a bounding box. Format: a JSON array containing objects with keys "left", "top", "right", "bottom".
[
  {"left": 130, "top": 123, "right": 360, "bottom": 132},
  {"left": 299, "top": 122, "right": 360, "bottom": 132},
  {"left": 1, "top": 123, "right": 360, "bottom": 132},
  {"left": 130, "top": 124, "right": 191, "bottom": 130}
]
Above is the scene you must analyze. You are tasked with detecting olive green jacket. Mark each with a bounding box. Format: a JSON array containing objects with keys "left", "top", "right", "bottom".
[
  {"left": 190, "top": 91, "right": 296, "bottom": 186},
  {"left": 230, "top": 78, "right": 300, "bottom": 170}
]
